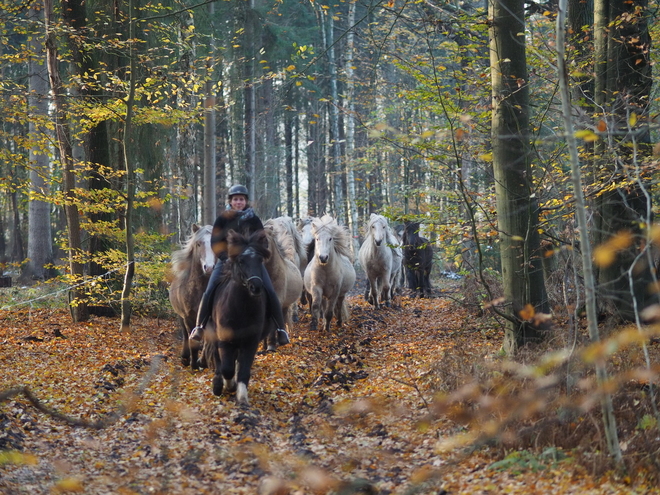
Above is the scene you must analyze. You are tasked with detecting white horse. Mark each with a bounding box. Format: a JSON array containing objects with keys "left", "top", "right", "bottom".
[
  {"left": 303, "top": 215, "right": 356, "bottom": 332},
  {"left": 358, "top": 213, "right": 402, "bottom": 308},
  {"left": 297, "top": 216, "right": 318, "bottom": 309}
]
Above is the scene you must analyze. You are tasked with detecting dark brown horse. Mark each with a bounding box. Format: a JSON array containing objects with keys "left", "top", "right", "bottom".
[
  {"left": 168, "top": 224, "right": 215, "bottom": 370},
  {"left": 207, "top": 230, "right": 271, "bottom": 405},
  {"left": 402, "top": 221, "right": 433, "bottom": 297}
]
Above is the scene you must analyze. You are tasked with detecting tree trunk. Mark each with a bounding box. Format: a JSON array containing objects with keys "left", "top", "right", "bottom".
[
  {"left": 44, "top": 0, "right": 88, "bottom": 322},
  {"left": 556, "top": 0, "right": 622, "bottom": 463},
  {"left": 489, "top": 0, "right": 548, "bottom": 353},
  {"left": 244, "top": 1, "right": 257, "bottom": 203},
  {"left": 345, "top": 0, "right": 359, "bottom": 253},
  {"left": 285, "top": 106, "right": 294, "bottom": 218},
  {"left": 327, "top": 12, "right": 344, "bottom": 223},
  {"left": 593, "top": 0, "right": 654, "bottom": 320},
  {"left": 203, "top": 1, "right": 217, "bottom": 225},
  {"left": 24, "top": 3, "right": 53, "bottom": 283},
  {"left": 119, "top": 0, "right": 137, "bottom": 331}
]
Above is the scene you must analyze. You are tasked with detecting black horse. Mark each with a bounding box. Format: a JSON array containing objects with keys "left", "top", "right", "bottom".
[
  {"left": 207, "top": 229, "right": 272, "bottom": 405},
  {"left": 402, "top": 221, "right": 434, "bottom": 297}
]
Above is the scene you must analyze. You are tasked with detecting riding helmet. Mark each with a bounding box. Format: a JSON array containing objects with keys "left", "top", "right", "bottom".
[{"left": 228, "top": 184, "right": 249, "bottom": 199}]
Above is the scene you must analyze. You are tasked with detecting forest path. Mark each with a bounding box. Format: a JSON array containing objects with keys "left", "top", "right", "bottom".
[{"left": 0, "top": 286, "right": 650, "bottom": 494}]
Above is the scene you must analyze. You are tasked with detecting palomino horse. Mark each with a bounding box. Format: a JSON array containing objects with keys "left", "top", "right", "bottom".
[
  {"left": 267, "top": 216, "right": 308, "bottom": 277},
  {"left": 402, "top": 221, "right": 434, "bottom": 297},
  {"left": 358, "top": 213, "right": 403, "bottom": 308},
  {"left": 262, "top": 221, "right": 304, "bottom": 351},
  {"left": 207, "top": 230, "right": 271, "bottom": 405},
  {"left": 168, "top": 224, "right": 215, "bottom": 370},
  {"left": 304, "top": 215, "right": 356, "bottom": 332}
]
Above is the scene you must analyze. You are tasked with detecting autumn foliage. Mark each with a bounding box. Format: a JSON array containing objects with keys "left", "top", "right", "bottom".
[{"left": 1, "top": 285, "right": 660, "bottom": 494}]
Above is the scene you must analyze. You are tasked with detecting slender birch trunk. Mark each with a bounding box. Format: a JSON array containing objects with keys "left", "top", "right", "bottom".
[
  {"left": 556, "top": 0, "right": 622, "bottom": 463},
  {"left": 120, "top": 0, "right": 137, "bottom": 331}
]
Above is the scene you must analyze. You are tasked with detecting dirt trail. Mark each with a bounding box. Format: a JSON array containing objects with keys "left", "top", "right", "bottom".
[{"left": 0, "top": 291, "right": 651, "bottom": 494}]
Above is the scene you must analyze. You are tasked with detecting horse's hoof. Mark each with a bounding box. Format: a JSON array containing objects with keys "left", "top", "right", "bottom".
[
  {"left": 236, "top": 383, "right": 249, "bottom": 406},
  {"left": 212, "top": 376, "right": 223, "bottom": 396},
  {"left": 225, "top": 378, "right": 237, "bottom": 393},
  {"left": 181, "top": 357, "right": 190, "bottom": 367},
  {"left": 267, "top": 345, "right": 277, "bottom": 352}
]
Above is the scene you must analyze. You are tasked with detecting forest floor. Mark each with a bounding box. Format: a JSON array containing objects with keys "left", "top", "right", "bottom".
[{"left": 0, "top": 279, "right": 659, "bottom": 494}]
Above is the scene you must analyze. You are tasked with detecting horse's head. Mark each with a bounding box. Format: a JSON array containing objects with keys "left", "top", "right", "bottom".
[
  {"left": 403, "top": 221, "right": 421, "bottom": 245},
  {"left": 227, "top": 230, "right": 271, "bottom": 296},
  {"left": 312, "top": 216, "right": 337, "bottom": 265},
  {"left": 298, "top": 216, "right": 316, "bottom": 247},
  {"left": 369, "top": 213, "right": 388, "bottom": 247},
  {"left": 190, "top": 224, "right": 215, "bottom": 275}
]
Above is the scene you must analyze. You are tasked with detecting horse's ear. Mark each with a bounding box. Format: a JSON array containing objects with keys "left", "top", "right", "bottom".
[
  {"left": 192, "top": 224, "right": 200, "bottom": 233},
  {"left": 227, "top": 229, "right": 244, "bottom": 258},
  {"left": 251, "top": 230, "right": 271, "bottom": 260},
  {"left": 252, "top": 229, "right": 268, "bottom": 249}
]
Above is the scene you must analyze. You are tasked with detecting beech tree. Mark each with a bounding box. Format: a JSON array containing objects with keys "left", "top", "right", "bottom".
[
  {"left": 593, "top": 0, "right": 654, "bottom": 321},
  {"left": 24, "top": 3, "right": 53, "bottom": 283},
  {"left": 489, "top": 0, "right": 549, "bottom": 353}
]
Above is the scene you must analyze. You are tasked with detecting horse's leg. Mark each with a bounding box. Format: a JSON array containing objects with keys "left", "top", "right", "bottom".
[
  {"left": 213, "top": 343, "right": 237, "bottom": 396},
  {"left": 265, "top": 319, "right": 277, "bottom": 352},
  {"left": 190, "top": 337, "right": 202, "bottom": 370},
  {"left": 382, "top": 274, "right": 392, "bottom": 308},
  {"left": 324, "top": 296, "right": 337, "bottom": 332},
  {"left": 309, "top": 287, "right": 323, "bottom": 331},
  {"left": 416, "top": 270, "right": 425, "bottom": 298},
  {"left": 212, "top": 343, "right": 228, "bottom": 396},
  {"left": 334, "top": 295, "right": 346, "bottom": 328},
  {"left": 371, "top": 276, "right": 381, "bottom": 309},
  {"left": 179, "top": 316, "right": 191, "bottom": 367},
  {"left": 235, "top": 340, "right": 260, "bottom": 406}
]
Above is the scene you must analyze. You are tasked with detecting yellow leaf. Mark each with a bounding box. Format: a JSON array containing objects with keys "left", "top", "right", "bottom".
[
  {"left": 629, "top": 113, "right": 637, "bottom": 126},
  {"left": 574, "top": 129, "right": 599, "bottom": 142},
  {"left": 0, "top": 451, "right": 38, "bottom": 466},
  {"left": 593, "top": 244, "right": 616, "bottom": 267},
  {"left": 54, "top": 477, "right": 84, "bottom": 493},
  {"left": 519, "top": 303, "right": 535, "bottom": 320},
  {"left": 411, "top": 465, "right": 435, "bottom": 484}
]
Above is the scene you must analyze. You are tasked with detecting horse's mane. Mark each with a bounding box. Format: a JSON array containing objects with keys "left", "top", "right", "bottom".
[
  {"left": 265, "top": 217, "right": 302, "bottom": 263},
  {"left": 226, "top": 230, "right": 270, "bottom": 260},
  {"left": 313, "top": 214, "right": 354, "bottom": 261},
  {"left": 170, "top": 224, "right": 212, "bottom": 278},
  {"left": 403, "top": 221, "right": 422, "bottom": 245},
  {"left": 365, "top": 214, "right": 400, "bottom": 246},
  {"left": 263, "top": 224, "right": 290, "bottom": 262}
]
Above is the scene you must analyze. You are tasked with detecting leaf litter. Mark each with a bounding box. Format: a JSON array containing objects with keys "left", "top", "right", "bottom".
[{"left": 0, "top": 286, "right": 658, "bottom": 494}]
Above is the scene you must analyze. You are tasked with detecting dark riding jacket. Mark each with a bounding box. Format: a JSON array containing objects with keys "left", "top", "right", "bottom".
[{"left": 211, "top": 207, "right": 264, "bottom": 260}]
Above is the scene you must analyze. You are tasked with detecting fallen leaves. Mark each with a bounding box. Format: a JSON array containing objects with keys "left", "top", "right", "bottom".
[{"left": 1, "top": 291, "right": 659, "bottom": 494}]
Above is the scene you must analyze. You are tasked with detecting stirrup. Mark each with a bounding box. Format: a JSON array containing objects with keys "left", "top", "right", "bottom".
[
  {"left": 190, "top": 325, "right": 204, "bottom": 342},
  {"left": 277, "top": 328, "right": 290, "bottom": 346}
]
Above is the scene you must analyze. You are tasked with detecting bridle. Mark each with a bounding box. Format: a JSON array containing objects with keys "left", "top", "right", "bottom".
[{"left": 234, "top": 246, "right": 264, "bottom": 289}]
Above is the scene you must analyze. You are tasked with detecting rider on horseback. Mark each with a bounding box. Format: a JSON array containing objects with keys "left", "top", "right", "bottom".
[{"left": 189, "top": 184, "right": 290, "bottom": 347}]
